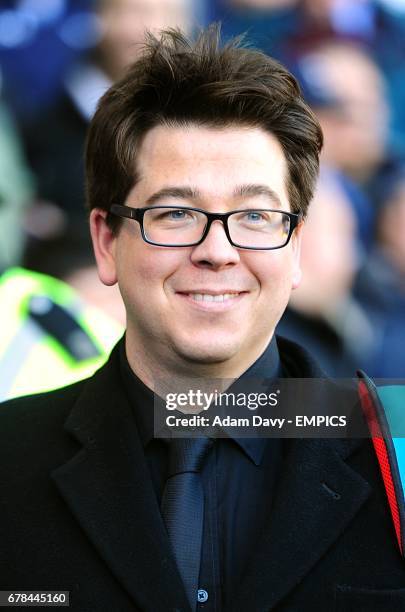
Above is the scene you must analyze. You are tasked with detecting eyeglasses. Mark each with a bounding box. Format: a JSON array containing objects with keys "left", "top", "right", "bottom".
[{"left": 110, "top": 204, "right": 301, "bottom": 250}]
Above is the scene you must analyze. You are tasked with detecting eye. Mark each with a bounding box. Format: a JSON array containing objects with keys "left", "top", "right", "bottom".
[
  {"left": 153, "top": 208, "right": 193, "bottom": 221},
  {"left": 168, "top": 209, "right": 188, "bottom": 219},
  {"left": 243, "top": 211, "right": 268, "bottom": 223},
  {"left": 149, "top": 207, "right": 198, "bottom": 226}
]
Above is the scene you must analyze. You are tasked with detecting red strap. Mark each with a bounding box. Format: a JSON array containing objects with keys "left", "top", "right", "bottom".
[{"left": 358, "top": 380, "right": 402, "bottom": 554}]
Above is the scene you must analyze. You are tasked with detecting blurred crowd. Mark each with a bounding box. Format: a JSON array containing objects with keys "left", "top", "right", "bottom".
[{"left": 1, "top": 0, "right": 405, "bottom": 386}]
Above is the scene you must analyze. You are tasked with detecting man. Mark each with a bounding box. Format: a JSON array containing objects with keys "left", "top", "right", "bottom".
[{"left": 1, "top": 26, "right": 405, "bottom": 612}]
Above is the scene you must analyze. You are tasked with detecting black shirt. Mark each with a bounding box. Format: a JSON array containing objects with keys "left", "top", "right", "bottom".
[{"left": 119, "top": 338, "right": 286, "bottom": 611}]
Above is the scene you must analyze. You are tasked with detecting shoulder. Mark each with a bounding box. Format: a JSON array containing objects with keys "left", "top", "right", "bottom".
[
  {"left": 276, "top": 334, "right": 330, "bottom": 378},
  {"left": 0, "top": 342, "right": 124, "bottom": 491},
  {"left": 0, "top": 380, "right": 85, "bottom": 427},
  {"left": 0, "top": 383, "right": 86, "bottom": 494},
  {"left": 0, "top": 381, "right": 87, "bottom": 464}
]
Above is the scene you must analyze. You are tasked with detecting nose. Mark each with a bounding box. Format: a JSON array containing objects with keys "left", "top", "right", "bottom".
[{"left": 190, "top": 220, "right": 240, "bottom": 269}]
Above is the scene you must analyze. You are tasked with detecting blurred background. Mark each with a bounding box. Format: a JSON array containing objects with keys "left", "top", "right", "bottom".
[{"left": 1, "top": 0, "right": 405, "bottom": 398}]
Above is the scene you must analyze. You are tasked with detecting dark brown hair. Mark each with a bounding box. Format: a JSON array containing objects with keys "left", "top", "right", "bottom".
[{"left": 85, "top": 24, "right": 323, "bottom": 231}]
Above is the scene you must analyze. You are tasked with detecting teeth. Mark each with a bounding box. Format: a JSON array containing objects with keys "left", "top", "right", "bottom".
[{"left": 189, "top": 293, "right": 239, "bottom": 302}]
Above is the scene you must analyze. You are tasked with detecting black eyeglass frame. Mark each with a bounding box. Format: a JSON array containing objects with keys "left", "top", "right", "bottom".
[{"left": 110, "top": 204, "right": 302, "bottom": 250}]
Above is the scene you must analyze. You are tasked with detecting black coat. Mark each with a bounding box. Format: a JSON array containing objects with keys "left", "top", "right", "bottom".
[{"left": 1, "top": 338, "right": 405, "bottom": 611}]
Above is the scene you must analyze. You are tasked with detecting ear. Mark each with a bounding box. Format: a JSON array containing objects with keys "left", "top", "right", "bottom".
[
  {"left": 89, "top": 208, "right": 118, "bottom": 286},
  {"left": 291, "top": 220, "right": 304, "bottom": 290}
]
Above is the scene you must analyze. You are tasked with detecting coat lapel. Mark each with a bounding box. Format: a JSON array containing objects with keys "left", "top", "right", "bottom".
[
  {"left": 229, "top": 436, "right": 371, "bottom": 612},
  {"left": 51, "top": 348, "right": 190, "bottom": 612}
]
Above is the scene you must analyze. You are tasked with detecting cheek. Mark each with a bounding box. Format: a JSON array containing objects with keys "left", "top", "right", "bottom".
[
  {"left": 119, "top": 241, "right": 184, "bottom": 298},
  {"left": 243, "top": 253, "right": 293, "bottom": 335},
  {"left": 243, "top": 251, "right": 293, "bottom": 292}
]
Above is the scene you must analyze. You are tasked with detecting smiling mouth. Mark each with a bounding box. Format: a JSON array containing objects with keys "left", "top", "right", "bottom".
[
  {"left": 178, "top": 291, "right": 245, "bottom": 303},
  {"left": 190, "top": 292, "right": 241, "bottom": 303}
]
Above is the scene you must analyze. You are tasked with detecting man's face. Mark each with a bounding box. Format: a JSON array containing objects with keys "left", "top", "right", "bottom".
[{"left": 92, "top": 125, "right": 303, "bottom": 375}]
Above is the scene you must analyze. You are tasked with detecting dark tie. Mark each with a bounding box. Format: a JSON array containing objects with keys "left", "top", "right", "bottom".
[{"left": 161, "top": 437, "right": 213, "bottom": 611}]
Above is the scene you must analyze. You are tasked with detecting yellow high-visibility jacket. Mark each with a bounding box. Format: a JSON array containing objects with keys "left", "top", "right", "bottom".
[{"left": 0, "top": 267, "right": 123, "bottom": 401}]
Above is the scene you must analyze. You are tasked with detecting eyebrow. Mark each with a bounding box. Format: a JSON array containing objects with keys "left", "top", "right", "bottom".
[
  {"left": 233, "top": 184, "right": 282, "bottom": 207},
  {"left": 144, "top": 184, "right": 282, "bottom": 208},
  {"left": 145, "top": 187, "right": 198, "bottom": 205}
]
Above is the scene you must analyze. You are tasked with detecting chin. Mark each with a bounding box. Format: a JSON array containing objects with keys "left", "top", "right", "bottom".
[{"left": 174, "top": 338, "right": 240, "bottom": 366}]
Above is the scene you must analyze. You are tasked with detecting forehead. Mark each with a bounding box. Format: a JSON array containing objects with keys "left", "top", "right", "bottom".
[{"left": 131, "top": 124, "right": 290, "bottom": 208}]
